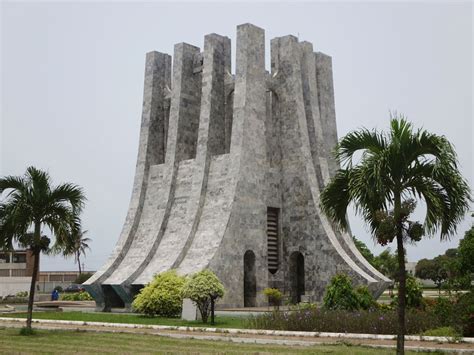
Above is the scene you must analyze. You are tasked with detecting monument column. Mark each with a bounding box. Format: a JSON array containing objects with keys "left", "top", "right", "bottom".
[
  {"left": 226, "top": 23, "right": 268, "bottom": 307},
  {"left": 84, "top": 51, "right": 171, "bottom": 310}
]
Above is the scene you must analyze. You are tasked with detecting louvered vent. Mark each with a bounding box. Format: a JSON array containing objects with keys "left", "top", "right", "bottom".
[{"left": 267, "top": 207, "right": 280, "bottom": 274}]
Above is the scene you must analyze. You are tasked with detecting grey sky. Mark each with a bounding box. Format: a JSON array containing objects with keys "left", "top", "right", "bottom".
[{"left": 1, "top": 1, "right": 472, "bottom": 271}]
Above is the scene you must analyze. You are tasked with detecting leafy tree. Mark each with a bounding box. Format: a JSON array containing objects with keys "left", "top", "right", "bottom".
[
  {"left": 0, "top": 167, "right": 85, "bottom": 331},
  {"left": 458, "top": 227, "right": 474, "bottom": 276},
  {"left": 435, "top": 249, "right": 470, "bottom": 292},
  {"left": 415, "top": 257, "right": 448, "bottom": 293},
  {"left": 373, "top": 248, "right": 399, "bottom": 280},
  {"left": 320, "top": 117, "right": 471, "bottom": 354},
  {"left": 132, "top": 270, "right": 185, "bottom": 317},
  {"left": 181, "top": 269, "right": 225, "bottom": 324},
  {"left": 352, "top": 236, "right": 375, "bottom": 265}
]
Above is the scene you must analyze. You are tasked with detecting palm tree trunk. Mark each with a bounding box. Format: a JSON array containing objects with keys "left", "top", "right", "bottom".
[
  {"left": 26, "top": 250, "right": 40, "bottom": 330},
  {"left": 77, "top": 252, "right": 82, "bottom": 274},
  {"left": 26, "top": 222, "right": 41, "bottom": 331},
  {"left": 394, "top": 193, "right": 406, "bottom": 355},
  {"left": 396, "top": 233, "right": 406, "bottom": 354}
]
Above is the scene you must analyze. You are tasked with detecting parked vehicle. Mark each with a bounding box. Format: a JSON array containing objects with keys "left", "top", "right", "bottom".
[{"left": 64, "top": 284, "right": 85, "bottom": 293}]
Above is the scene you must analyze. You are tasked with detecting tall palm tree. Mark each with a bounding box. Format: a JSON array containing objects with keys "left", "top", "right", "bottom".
[
  {"left": 320, "top": 117, "right": 471, "bottom": 354},
  {"left": 65, "top": 229, "right": 91, "bottom": 275},
  {"left": 0, "top": 167, "right": 85, "bottom": 331}
]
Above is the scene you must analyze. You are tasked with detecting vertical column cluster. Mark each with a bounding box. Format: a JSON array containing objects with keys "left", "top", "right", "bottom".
[
  {"left": 145, "top": 52, "right": 172, "bottom": 165},
  {"left": 315, "top": 53, "right": 339, "bottom": 179},
  {"left": 230, "top": 23, "right": 268, "bottom": 306},
  {"left": 165, "top": 44, "right": 202, "bottom": 164},
  {"left": 196, "top": 34, "right": 231, "bottom": 158}
]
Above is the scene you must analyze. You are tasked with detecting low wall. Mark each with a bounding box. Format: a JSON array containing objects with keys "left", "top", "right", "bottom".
[{"left": 0, "top": 277, "right": 32, "bottom": 297}]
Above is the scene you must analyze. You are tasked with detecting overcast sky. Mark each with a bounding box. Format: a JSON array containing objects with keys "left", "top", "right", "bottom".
[{"left": 1, "top": 1, "right": 472, "bottom": 271}]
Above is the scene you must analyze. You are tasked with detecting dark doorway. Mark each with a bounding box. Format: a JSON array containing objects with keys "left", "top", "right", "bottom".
[
  {"left": 289, "top": 252, "right": 305, "bottom": 303},
  {"left": 243, "top": 250, "right": 257, "bottom": 307}
]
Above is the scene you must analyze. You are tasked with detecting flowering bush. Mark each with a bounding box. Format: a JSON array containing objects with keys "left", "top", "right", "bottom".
[
  {"left": 132, "top": 270, "right": 185, "bottom": 317},
  {"left": 424, "top": 292, "right": 474, "bottom": 337},
  {"left": 60, "top": 291, "right": 93, "bottom": 301},
  {"left": 247, "top": 307, "right": 440, "bottom": 335}
]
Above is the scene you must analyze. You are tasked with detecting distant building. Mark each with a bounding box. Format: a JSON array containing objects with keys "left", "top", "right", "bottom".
[
  {"left": 38, "top": 271, "right": 95, "bottom": 292},
  {"left": 406, "top": 261, "right": 435, "bottom": 287},
  {"left": 0, "top": 249, "right": 37, "bottom": 297},
  {"left": 406, "top": 262, "right": 417, "bottom": 276},
  {"left": 0, "top": 249, "right": 95, "bottom": 297}
]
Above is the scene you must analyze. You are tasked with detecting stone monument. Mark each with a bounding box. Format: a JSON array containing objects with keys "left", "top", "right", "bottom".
[{"left": 84, "top": 23, "right": 391, "bottom": 310}]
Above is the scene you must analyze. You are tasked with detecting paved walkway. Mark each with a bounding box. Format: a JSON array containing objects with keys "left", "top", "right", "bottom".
[{"left": 1, "top": 318, "right": 473, "bottom": 353}]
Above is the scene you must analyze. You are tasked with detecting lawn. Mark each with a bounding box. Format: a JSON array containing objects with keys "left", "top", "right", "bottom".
[
  {"left": 1, "top": 311, "right": 247, "bottom": 329},
  {"left": 0, "top": 327, "right": 427, "bottom": 354}
]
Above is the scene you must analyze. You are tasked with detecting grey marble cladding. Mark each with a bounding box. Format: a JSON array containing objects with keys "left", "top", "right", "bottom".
[{"left": 85, "top": 24, "right": 390, "bottom": 310}]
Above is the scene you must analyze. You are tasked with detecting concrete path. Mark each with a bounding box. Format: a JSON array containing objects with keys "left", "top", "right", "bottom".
[{"left": 1, "top": 317, "right": 473, "bottom": 353}]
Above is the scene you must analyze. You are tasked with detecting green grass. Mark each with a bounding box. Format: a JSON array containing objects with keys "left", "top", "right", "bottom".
[
  {"left": 421, "top": 326, "right": 461, "bottom": 337},
  {"left": 1, "top": 311, "right": 247, "bottom": 329},
  {"left": 0, "top": 327, "right": 429, "bottom": 354}
]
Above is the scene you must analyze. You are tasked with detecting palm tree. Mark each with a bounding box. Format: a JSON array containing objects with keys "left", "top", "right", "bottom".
[
  {"left": 0, "top": 167, "right": 85, "bottom": 331},
  {"left": 65, "top": 229, "right": 91, "bottom": 275},
  {"left": 320, "top": 117, "right": 471, "bottom": 354}
]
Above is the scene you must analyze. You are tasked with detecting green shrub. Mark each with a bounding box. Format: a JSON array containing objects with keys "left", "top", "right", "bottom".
[
  {"left": 290, "top": 302, "right": 317, "bottom": 312},
  {"left": 53, "top": 286, "right": 63, "bottom": 292},
  {"left": 376, "top": 302, "right": 394, "bottom": 312},
  {"left": 15, "top": 291, "right": 28, "bottom": 297},
  {"left": 181, "top": 269, "right": 225, "bottom": 323},
  {"left": 263, "top": 288, "right": 282, "bottom": 308},
  {"left": 74, "top": 272, "right": 93, "bottom": 284},
  {"left": 355, "top": 286, "right": 376, "bottom": 310},
  {"left": 391, "top": 275, "right": 424, "bottom": 309},
  {"left": 422, "top": 326, "right": 461, "bottom": 337},
  {"left": 424, "top": 292, "right": 474, "bottom": 337},
  {"left": 60, "top": 291, "right": 93, "bottom": 301},
  {"left": 323, "top": 274, "right": 360, "bottom": 311},
  {"left": 19, "top": 327, "right": 36, "bottom": 336},
  {"left": 132, "top": 270, "right": 185, "bottom": 317},
  {"left": 430, "top": 297, "right": 453, "bottom": 322},
  {"left": 406, "top": 276, "right": 424, "bottom": 308},
  {"left": 453, "top": 291, "right": 474, "bottom": 336}
]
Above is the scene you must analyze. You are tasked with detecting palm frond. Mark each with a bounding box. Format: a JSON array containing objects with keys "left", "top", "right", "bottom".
[
  {"left": 0, "top": 175, "right": 28, "bottom": 198},
  {"left": 320, "top": 169, "right": 351, "bottom": 230},
  {"left": 335, "top": 128, "right": 387, "bottom": 167},
  {"left": 49, "top": 183, "right": 86, "bottom": 214}
]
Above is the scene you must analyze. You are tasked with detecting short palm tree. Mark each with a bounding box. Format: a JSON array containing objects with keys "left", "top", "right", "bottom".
[
  {"left": 320, "top": 117, "right": 471, "bottom": 354},
  {"left": 0, "top": 167, "right": 85, "bottom": 331},
  {"left": 64, "top": 229, "right": 91, "bottom": 275}
]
